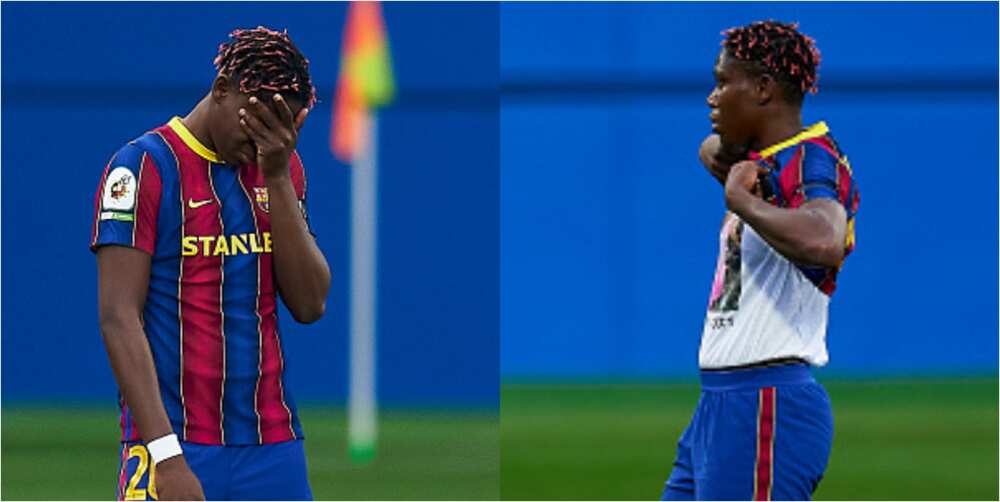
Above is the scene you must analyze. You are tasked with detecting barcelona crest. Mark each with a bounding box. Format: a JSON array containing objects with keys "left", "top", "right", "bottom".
[{"left": 254, "top": 187, "right": 270, "bottom": 213}]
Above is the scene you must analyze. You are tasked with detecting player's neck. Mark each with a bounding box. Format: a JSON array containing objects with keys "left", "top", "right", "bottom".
[
  {"left": 181, "top": 97, "right": 218, "bottom": 153},
  {"left": 753, "top": 110, "right": 803, "bottom": 153}
]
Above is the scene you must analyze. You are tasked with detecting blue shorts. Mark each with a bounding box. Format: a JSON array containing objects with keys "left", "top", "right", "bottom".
[
  {"left": 661, "top": 364, "right": 833, "bottom": 501},
  {"left": 115, "top": 438, "right": 312, "bottom": 500}
]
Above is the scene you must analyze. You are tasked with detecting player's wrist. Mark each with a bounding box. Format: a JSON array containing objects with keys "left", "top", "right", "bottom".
[
  {"left": 147, "top": 433, "right": 184, "bottom": 465},
  {"left": 262, "top": 169, "right": 293, "bottom": 186},
  {"left": 724, "top": 183, "right": 754, "bottom": 214}
]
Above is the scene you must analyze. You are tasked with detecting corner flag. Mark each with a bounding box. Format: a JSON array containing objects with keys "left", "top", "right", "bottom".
[
  {"left": 331, "top": 1, "right": 395, "bottom": 465},
  {"left": 331, "top": 1, "right": 394, "bottom": 162}
]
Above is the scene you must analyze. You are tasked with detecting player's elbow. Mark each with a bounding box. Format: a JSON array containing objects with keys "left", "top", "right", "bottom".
[
  {"left": 699, "top": 135, "right": 719, "bottom": 167},
  {"left": 801, "top": 236, "right": 844, "bottom": 269},
  {"left": 290, "top": 300, "right": 326, "bottom": 324},
  {"left": 98, "top": 306, "right": 140, "bottom": 340},
  {"left": 281, "top": 273, "right": 330, "bottom": 324}
]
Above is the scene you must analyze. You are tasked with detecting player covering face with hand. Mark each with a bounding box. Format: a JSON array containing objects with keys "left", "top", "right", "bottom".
[
  {"left": 91, "top": 26, "right": 330, "bottom": 500},
  {"left": 660, "top": 21, "right": 859, "bottom": 501}
]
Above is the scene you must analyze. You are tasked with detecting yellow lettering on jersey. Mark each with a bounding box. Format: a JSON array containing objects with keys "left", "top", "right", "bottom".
[
  {"left": 182, "top": 236, "right": 199, "bottom": 257},
  {"left": 124, "top": 445, "right": 149, "bottom": 500},
  {"left": 148, "top": 458, "right": 158, "bottom": 500},
  {"left": 249, "top": 233, "right": 264, "bottom": 253},
  {"left": 230, "top": 234, "right": 249, "bottom": 255},
  {"left": 213, "top": 235, "right": 230, "bottom": 257},
  {"left": 180, "top": 232, "right": 274, "bottom": 257},
  {"left": 199, "top": 236, "right": 213, "bottom": 256}
]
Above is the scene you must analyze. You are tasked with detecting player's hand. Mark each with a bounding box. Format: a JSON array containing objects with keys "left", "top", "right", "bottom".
[
  {"left": 154, "top": 455, "right": 205, "bottom": 501},
  {"left": 239, "top": 93, "right": 309, "bottom": 181},
  {"left": 724, "top": 160, "right": 768, "bottom": 209},
  {"left": 700, "top": 135, "right": 749, "bottom": 184}
]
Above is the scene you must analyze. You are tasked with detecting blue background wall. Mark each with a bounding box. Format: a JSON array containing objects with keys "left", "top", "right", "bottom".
[
  {"left": 2, "top": 2, "right": 499, "bottom": 406},
  {"left": 501, "top": 2, "right": 999, "bottom": 377},
  {"left": 4, "top": 2, "right": 997, "bottom": 401}
]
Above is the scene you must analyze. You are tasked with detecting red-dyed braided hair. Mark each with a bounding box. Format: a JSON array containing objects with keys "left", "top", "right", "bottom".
[
  {"left": 722, "top": 20, "right": 821, "bottom": 102},
  {"left": 214, "top": 26, "right": 317, "bottom": 109}
]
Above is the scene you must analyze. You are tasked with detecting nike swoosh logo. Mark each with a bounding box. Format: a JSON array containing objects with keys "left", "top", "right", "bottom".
[{"left": 188, "top": 198, "right": 214, "bottom": 209}]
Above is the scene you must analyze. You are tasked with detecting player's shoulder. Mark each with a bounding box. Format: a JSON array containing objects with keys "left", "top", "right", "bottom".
[
  {"left": 105, "top": 127, "right": 176, "bottom": 177},
  {"left": 130, "top": 125, "right": 178, "bottom": 162},
  {"left": 802, "top": 134, "right": 844, "bottom": 161},
  {"left": 107, "top": 140, "right": 146, "bottom": 170},
  {"left": 793, "top": 134, "right": 850, "bottom": 177},
  {"left": 98, "top": 138, "right": 173, "bottom": 217}
]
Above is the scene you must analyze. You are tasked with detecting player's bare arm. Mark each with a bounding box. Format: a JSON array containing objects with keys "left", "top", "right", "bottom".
[
  {"left": 699, "top": 134, "right": 749, "bottom": 186},
  {"left": 724, "top": 160, "right": 847, "bottom": 268},
  {"left": 240, "top": 93, "right": 331, "bottom": 323},
  {"left": 97, "top": 246, "right": 205, "bottom": 500}
]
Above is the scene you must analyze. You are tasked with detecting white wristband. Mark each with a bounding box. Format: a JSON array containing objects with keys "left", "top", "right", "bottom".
[{"left": 147, "top": 433, "right": 183, "bottom": 464}]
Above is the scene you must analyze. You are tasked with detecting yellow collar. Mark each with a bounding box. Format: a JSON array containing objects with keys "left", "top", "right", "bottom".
[
  {"left": 757, "top": 121, "right": 829, "bottom": 159},
  {"left": 168, "top": 116, "right": 220, "bottom": 163}
]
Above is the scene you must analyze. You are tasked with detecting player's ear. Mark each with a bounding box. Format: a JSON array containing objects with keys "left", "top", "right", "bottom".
[
  {"left": 211, "top": 74, "right": 233, "bottom": 103},
  {"left": 756, "top": 74, "right": 776, "bottom": 106}
]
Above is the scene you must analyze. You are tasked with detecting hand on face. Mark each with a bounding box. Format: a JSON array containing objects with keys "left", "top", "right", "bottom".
[{"left": 238, "top": 94, "right": 309, "bottom": 179}]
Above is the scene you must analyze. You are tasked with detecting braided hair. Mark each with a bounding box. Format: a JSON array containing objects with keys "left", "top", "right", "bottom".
[
  {"left": 214, "top": 26, "right": 317, "bottom": 109},
  {"left": 721, "top": 20, "right": 821, "bottom": 104}
]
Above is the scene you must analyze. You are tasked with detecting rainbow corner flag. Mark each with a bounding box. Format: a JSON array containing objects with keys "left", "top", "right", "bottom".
[{"left": 331, "top": 1, "right": 395, "bottom": 163}]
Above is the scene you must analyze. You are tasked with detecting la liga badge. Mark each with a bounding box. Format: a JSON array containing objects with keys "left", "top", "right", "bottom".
[{"left": 102, "top": 167, "right": 137, "bottom": 211}]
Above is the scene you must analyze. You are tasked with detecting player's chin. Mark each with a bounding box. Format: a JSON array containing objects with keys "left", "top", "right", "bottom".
[{"left": 715, "top": 128, "right": 742, "bottom": 148}]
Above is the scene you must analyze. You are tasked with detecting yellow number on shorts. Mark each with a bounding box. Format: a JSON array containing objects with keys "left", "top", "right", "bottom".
[{"left": 124, "top": 445, "right": 158, "bottom": 500}]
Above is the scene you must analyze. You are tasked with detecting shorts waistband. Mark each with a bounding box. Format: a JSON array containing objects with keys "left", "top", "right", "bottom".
[{"left": 699, "top": 362, "right": 814, "bottom": 391}]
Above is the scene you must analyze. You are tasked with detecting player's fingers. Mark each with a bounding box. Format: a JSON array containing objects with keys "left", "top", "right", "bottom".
[
  {"left": 272, "top": 94, "right": 295, "bottom": 131},
  {"left": 250, "top": 96, "right": 282, "bottom": 132},
  {"left": 240, "top": 114, "right": 271, "bottom": 153},
  {"left": 239, "top": 107, "right": 274, "bottom": 145},
  {"left": 731, "top": 160, "right": 755, "bottom": 172},
  {"left": 238, "top": 119, "right": 264, "bottom": 155},
  {"left": 294, "top": 108, "right": 309, "bottom": 132}
]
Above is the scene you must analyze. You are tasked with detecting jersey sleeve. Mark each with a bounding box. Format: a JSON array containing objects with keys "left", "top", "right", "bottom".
[
  {"left": 798, "top": 141, "right": 842, "bottom": 203},
  {"left": 800, "top": 140, "right": 860, "bottom": 218},
  {"left": 289, "top": 150, "right": 315, "bottom": 237},
  {"left": 90, "top": 142, "right": 163, "bottom": 255}
]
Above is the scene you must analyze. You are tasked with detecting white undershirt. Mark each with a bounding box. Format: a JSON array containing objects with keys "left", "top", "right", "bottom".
[{"left": 699, "top": 214, "right": 830, "bottom": 369}]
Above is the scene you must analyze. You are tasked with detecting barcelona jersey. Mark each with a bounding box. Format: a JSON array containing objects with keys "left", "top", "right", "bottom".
[
  {"left": 751, "top": 120, "right": 860, "bottom": 295},
  {"left": 91, "top": 117, "right": 311, "bottom": 445}
]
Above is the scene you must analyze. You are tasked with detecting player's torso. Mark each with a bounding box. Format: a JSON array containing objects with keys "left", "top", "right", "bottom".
[
  {"left": 128, "top": 120, "right": 304, "bottom": 445},
  {"left": 700, "top": 212, "right": 831, "bottom": 368},
  {"left": 699, "top": 123, "right": 859, "bottom": 370}
]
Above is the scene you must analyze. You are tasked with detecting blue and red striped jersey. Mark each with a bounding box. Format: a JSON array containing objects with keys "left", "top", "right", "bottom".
[
  {"left": 750, "top": 121, "right": 860, "bottom": 296},
  {"left": 91, "top": 117, "right": 312, "bottom": 445}
]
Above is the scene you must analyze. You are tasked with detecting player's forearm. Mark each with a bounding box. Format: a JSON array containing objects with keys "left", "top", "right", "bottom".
[
  {"left": 725, "top": 188, "right": 843, "bottom": 268},
  {"left": 99, "top": 313, "right": 175, "bottom": 443},
  {"left": 265, "top": 175, "right": 331, "bottom": 323}
]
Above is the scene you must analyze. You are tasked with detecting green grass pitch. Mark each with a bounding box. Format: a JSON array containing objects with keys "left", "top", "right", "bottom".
[
  {"left": 1, "top": 407, "right": 498, "bottom": 500},
  {"left": 500, "top": 377, "right": 998, "bottom": 500}
]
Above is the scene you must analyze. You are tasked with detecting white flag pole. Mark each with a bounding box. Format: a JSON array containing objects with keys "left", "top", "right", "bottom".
[{"left": 349, "top": 112, "right": 378, "bottom": 463}]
